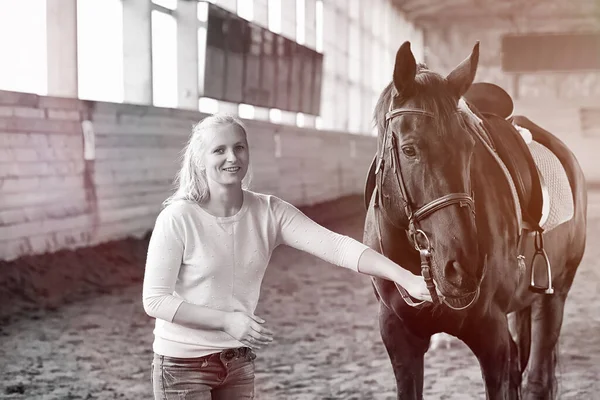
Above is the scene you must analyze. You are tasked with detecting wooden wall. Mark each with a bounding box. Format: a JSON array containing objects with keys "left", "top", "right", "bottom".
[{"left": 0, "top": 90, "right": 376, "bottom": 261}]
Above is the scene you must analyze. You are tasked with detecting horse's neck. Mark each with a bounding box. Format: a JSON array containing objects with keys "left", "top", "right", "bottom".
[{"left": 473, "top": 144, "right": 521, "bottom": 251}]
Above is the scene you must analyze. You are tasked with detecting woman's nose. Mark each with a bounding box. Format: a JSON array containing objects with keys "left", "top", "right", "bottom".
[{"left": 226, "top": 150, "right": 237, "bottom": 161}]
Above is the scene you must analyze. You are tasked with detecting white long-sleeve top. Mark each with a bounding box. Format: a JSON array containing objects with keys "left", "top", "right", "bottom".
[{"left": 143, "top": 190, "right": 369, "bottom": 358}]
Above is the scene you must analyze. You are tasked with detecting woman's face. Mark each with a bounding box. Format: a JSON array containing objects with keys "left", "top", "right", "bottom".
[{"left": 200, "top": 124, "right": 249, "bottom": 187}]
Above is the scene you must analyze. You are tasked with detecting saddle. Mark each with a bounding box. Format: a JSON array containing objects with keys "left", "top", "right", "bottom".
[
  {"left": 463, "top": 82, "right": 544, "bottom": 230},
  {"left": 364, "top": 82, "right": 553, "bottom": 294}
]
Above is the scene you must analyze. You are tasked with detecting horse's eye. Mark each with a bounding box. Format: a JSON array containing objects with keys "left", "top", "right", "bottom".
[{"left": 401, "top": 145, "right": 417, "bottom": 157}]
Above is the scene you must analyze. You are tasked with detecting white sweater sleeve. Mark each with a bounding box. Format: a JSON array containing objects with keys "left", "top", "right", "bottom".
[
  {"left": 273, "top": 197, "right": 369, "bottom": 271},
  {"left": 142, "top": 207, "right": 185, "bottom": 322}
]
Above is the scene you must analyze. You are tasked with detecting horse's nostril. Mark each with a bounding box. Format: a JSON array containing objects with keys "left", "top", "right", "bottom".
[{"left": 444, "top": 260, "right": 464, "bottom": 282}]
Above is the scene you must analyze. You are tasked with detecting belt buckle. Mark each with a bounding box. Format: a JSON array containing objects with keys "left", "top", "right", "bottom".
[{"left": 221, "top": 348, "right": 238, "bottom": 363}]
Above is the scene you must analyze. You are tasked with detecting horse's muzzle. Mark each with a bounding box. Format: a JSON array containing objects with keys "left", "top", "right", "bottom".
[{"left": 436, "top": 254, "right": 487, "bottom": 311}]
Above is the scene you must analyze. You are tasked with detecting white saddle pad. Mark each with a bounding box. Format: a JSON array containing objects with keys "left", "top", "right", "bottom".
[
  {"left": 527, "top": 140, "right": 574, "bottom": 231},
  {"left": 514, "top": 124, "right": 574, "bottom": 231}
]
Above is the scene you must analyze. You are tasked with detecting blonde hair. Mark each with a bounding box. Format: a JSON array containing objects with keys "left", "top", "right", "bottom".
[{"left": 163, "top": 113, "right": 253, "bottom": 208}]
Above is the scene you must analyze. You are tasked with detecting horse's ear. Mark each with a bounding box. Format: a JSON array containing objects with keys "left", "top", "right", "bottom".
[
  {"left": 393, "top": 41, "right": 417, "bottom": 96},
  {"left": 446, "top": 42, "right": 480, "bottom": 98}
]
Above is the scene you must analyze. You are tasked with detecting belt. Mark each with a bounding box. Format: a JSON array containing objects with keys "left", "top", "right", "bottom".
[{"left": 219, "top": 347, "right": 255, "bottom": 362}]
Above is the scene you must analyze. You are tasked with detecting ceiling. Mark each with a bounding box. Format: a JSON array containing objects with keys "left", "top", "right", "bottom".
[{"left": 392, "top": 0, "right": 600, "bottom": 30}]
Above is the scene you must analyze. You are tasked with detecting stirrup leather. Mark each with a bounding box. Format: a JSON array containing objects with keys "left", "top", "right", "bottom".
[{"left": 529, "top": 230, "right": 554, "bottom": 294}]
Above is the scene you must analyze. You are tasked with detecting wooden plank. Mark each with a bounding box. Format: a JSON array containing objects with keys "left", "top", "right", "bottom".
[
  {"left": 98, "top": 204, "right": 161, "bottom": 225},
  {"left": 95, "top": 133, "right": 187, "bottom": 148},
  {"left": 0, "top": 225, "right": 93, "bottom": 261},
  {"left": 93, "top": 101, "right": 202, "bottom": 120},
  {"left": 0, "top": 132, "right": 82, "bottom": 149},
  {"left": 0, "top": 174, "right": 82, "bottom": 194},
  {"left": 0, "top": 212, "right": 92, "bottom": 241},
  {"left": 1, "top": 188, "right": 87, "bottom": 210},
  {"left": 0, "top": 106, "right": 45, "bottom": 119},
  {"left": 247, "top": 183, "right": 279, "bottom": 194},
  {"left": 0, "top": 160, "right": 84, "bottom": 178},
  {"left": 38, "top": 96, "right": 89, "bottom": 111},
  {"left": 0, "top": 90, "right": 39, "bottom": 107},
  {"left": 0, "top": 117, "right": 81, "bottom": 134},
  {"left": 91, "top": 121, "right": 191, "bottom": 136},
  {"left": 95, "top": 181, "right": 173, "bottom": 200},
  {"left": 95, "top": 157, "right": 179, "bottom": 173},
  {"left": 94, "top": 147, "right": 180, "bottom": 161},
  {"left": 90, "top": 214, "right": 157, "bottom": 245},
  {"left": 97, "top": 191, "right": 169, "bottom": 215},
  {"left": 93, "top": 168, "right": 176, "bottom": 186},
  {"left": 117, "top": 114, "right": 197, "bottom": 130},
  {"left": 47, "top": 109, "right": 81, "bottom": 121},
  {"left": 0, "top": 201, "right": 88, "bottom": 227}
]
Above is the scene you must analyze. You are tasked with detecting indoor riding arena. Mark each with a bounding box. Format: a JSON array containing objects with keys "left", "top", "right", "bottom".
[{"left": 1, "top": 1, "right": 599, "bottom": 399}]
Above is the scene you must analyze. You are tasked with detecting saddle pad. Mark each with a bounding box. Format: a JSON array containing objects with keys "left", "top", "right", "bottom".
[{"left": 527, "top": 140, "right": 574, "bottom": 232}]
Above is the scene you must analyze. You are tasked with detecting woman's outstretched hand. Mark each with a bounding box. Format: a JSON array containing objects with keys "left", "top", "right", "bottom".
[
  {"left": 223, "top": 311, "right": 274, "bottom": 349},
  {"left": 403, "top": 275, "right": 434, "bottom": 302}
]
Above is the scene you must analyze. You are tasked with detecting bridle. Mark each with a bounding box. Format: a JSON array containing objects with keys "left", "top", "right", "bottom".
[{"left": 372, "top": 99, "right": 489, "bottom": 311}]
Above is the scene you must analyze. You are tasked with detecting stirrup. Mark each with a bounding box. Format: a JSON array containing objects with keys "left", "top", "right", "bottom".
[{"left": 529, "top": 230, "right": 554, "bottom": 294}]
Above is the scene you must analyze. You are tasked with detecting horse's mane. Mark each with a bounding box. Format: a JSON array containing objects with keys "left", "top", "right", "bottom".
[{"left": 373, "top": 64, "right": 465, "bottom": 138}]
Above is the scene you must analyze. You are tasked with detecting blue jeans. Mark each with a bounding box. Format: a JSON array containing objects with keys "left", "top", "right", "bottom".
[{"left": 152, "top": 347, "right": 256, "bottom": 399}]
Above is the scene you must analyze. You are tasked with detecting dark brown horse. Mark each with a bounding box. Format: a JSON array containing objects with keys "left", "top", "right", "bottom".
[{"left": 363, "top": 41, "right": 587, "bottom": 399}]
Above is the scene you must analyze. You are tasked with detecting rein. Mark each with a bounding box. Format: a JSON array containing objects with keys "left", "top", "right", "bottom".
[{"left": 373, "top": 102, "right": 488, "bottom": 311}]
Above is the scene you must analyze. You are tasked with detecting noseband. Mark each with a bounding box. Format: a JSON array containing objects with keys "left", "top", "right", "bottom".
[{"left": 373, "top": 102, "right": 486, "bottom": 311}]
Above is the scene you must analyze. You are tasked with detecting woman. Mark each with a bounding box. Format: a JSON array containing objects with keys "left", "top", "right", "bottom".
[{"left": 143, "top": 114, "right": 432, "bottom": 399}]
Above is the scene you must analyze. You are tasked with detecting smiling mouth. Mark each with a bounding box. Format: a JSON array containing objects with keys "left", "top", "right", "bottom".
[{"left": 222, "top": 167, "right": 241, "bottom": 173}]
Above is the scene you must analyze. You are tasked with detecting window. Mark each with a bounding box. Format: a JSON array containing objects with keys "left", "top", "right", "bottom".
[
  {"left": 268, "top": 0, "right": 281, "bottom": 33},
  {"left": 197, "top": 25, "right": 207, "bottom": 96},
  {"left": 197, "top": 1, "right": 209, "bottom": 22},
  {"left": 237, "top": 0, "right": 253, "bottom": 21},
  {"left": 239, "top": 103, "right": 255, "bottom": 119},
  {"left": 269, "top": 108, "right": 282, "bottom": 123},
  {"left": 152, "top": 0, "right": 177, "bottom": 10},
  {"left": 315, "top": 0, "right": 323, "bottom": 52},
  {"left": 315, "top": 116, "right": 323, "bottom": 130},
  {"left": 199, "top": 97, "right": 219, "bottom": 114},
  {"left": 296, "top": 0, "right": 305, "bottom": 45},
  {"left": 348, "top": 24, "right": 360, "bottom": 83},
  {"left": 77, "top": 0, "right": 123, "bottom": 102},
  {"left": 296, "top": 112, "right": 305, "bottom": 127},
  {"left": 348, "top": 85, "right": 361, "bottom": 133},
  {"left": 0, "top": 0, "right": 47, "bottom": 94},
  {"left": 348, "top": 0, "right": 359, "bottom": 21},
  {"left": 151, "top": 10, "right": 178, "bottom": 108}
]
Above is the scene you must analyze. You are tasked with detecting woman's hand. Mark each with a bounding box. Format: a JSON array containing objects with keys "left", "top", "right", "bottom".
[
  {"left": 403, "top": 275, "right": 434, "bottom": 302},
  {"left": 223, "top": 311, "right": 274, "bottom": 349}
]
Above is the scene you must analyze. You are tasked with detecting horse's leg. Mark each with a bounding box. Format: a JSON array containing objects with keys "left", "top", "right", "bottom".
[
  {"left": 513, "top": 306, "right": 532, "bottom": 375},
  {"left": 379, "top": 302, "right": 430, "bottom": 400},
  {"left": 521, "top": 294, "right": 567, "bottom": 400},
  {"left": 462, "top": 313, "right": 521, "bottom": 400}
]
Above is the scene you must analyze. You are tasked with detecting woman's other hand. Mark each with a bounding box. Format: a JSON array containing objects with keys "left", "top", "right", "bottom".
[{"left": 223, "top": 311, "right": 274, "bottom": 349}]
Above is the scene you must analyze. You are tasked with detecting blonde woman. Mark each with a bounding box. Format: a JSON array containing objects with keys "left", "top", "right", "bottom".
[{"left": 143, "top": 114, "right": 432, "bottom": 399}]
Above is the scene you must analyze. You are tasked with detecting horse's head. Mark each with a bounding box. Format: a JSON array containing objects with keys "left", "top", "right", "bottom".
[{"left": 375, "top": 41, "right": 487, "bottom": 304}]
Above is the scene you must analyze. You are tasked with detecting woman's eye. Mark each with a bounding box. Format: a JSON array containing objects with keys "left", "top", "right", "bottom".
[
  {"left": 401, "top": 146, "right": 417, "bottom": 157},
  {"left": 214, "top": 149, "right": 224, "bottom": 154}
]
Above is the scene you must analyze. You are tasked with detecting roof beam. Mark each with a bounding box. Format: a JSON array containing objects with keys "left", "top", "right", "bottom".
[
  {"left": 416, "top": 14, "right": 600, "bottom": 32},
  {"left": 402, "top": 0, "right": 473, "bottom": 18}
]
